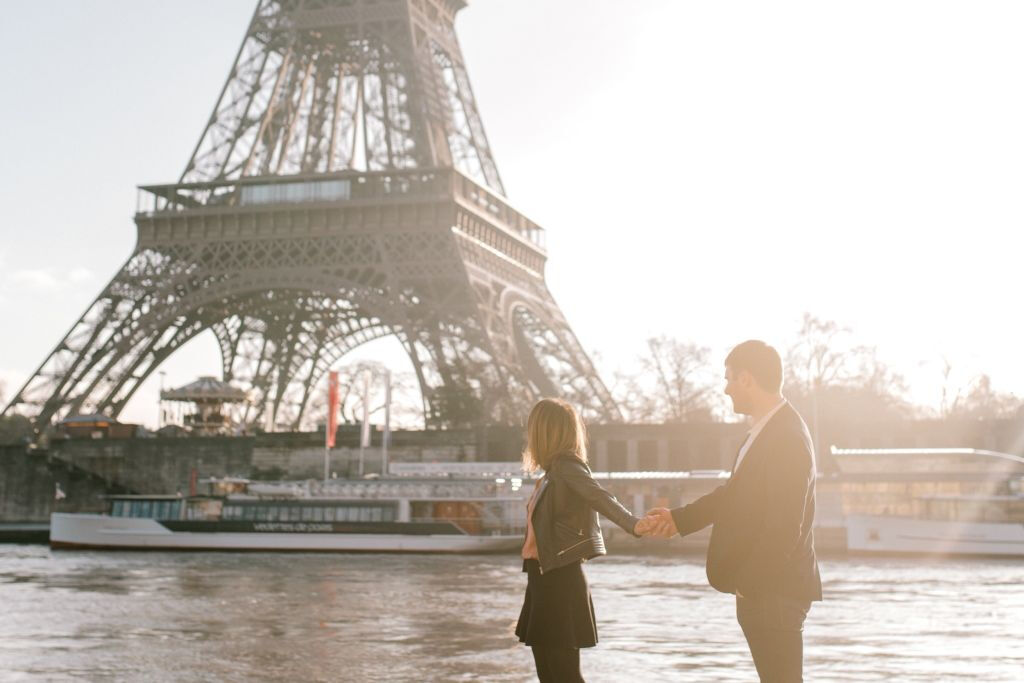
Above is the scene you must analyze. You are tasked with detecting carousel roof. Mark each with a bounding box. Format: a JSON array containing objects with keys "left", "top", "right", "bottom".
[{"left": 160, "top": 376, "right": 251, "bottom": 403}]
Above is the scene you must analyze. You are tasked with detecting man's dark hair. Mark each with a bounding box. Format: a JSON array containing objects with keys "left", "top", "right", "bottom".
[{"left": 725, "top": 340, "right": 783, "bottom": 392}]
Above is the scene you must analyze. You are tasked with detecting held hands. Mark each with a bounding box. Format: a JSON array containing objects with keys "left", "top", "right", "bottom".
[
  {"left": 633, "top": 516, "right": 657, "bottom": 536},
  {"left": 635, "top": 507, "right": 678, "bottom": 539}
]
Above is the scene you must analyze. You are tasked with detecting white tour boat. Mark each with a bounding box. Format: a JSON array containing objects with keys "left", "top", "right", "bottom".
[
  {"left": 50, "top": 463, "right": 532, "bottom": 553},
  {"left": 832, "top": 447, "right": 1024, "bottom": 557}
]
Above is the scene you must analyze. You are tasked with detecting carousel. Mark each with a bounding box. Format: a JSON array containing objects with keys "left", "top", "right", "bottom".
[{"left": 159, "top": 376, "right": 251, "bottom": 436}]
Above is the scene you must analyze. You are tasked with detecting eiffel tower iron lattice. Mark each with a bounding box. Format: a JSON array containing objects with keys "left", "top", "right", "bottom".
[{"left": 3, "top": 0, "right": 621, "bottom": 431}]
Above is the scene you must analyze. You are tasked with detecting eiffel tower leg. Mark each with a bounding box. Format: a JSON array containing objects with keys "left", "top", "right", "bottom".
[
  {"left": 4, "top": 250, "right": 210, "bottom": 425},
  {"left": 211, "top": 290, "right": 401, "bottom": 431},
  {"left": 452, "top": 231, "right": 623, "bottom": 424},
  {"left": 509, "top": 296, "right": 621, "bottom": 422}
]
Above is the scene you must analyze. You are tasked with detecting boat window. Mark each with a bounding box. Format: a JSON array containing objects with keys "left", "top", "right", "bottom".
[
  {"left": 359, "top": 507, "right": 371, "bottom": 522},
  {"left": 323, "top": 507, "right": 336, "bottom": 522},
  {"left": 255, "top": 506, "right": 268, "bottom": 521},
  {"left": 266, "top": 506, "right": 279, "bottom": 521},
  {"left": 382, "top": 507, "right": 395, "bottom": 522},
  {"left": 336, "top": 507, "right": 350, "bottom": 522},
  {"left": 112, "top": 500, "right": 125, "bottom": 517},
  {"left": 369, "top": 507, "right": 382, "bottom": 522},
  {"left": 301, "top": 507, "right": 315, "bottom": 522},
  {"left": 139, "top": 501, "right": 152, "bottom": 518},
  {"left": 312, "top": 507, "right": 324, "bottom": 522},
  {"left": 242, "top": 506, "right": 255, "bottom": 520}
]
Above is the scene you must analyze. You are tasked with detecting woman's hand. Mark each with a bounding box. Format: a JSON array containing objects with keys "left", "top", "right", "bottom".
[{"left": 634, "top": 516, "right": 660, "bottom": 536}]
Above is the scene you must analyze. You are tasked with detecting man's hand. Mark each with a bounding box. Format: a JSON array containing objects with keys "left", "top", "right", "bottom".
[{"left": 644, "top": 507, "right": 678, "bottom": 538}]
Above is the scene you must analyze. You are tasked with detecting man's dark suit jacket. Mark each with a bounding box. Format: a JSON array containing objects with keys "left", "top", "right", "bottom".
[{"left": 671, "top": 402, "right": 823, "bottom": 602}]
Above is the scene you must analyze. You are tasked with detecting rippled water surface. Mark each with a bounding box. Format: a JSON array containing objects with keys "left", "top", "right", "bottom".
[{"left": 1, "top": 545, "right": 1022, "bottom": 681}]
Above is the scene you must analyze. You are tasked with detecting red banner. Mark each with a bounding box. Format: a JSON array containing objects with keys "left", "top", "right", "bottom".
[{"left": 326, "top": 370, "right": 339, "bottom": 448}]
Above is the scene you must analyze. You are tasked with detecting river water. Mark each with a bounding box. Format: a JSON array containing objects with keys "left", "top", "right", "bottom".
[{"left": 0, "top": 545, "right": 1021, "bottom": 681}]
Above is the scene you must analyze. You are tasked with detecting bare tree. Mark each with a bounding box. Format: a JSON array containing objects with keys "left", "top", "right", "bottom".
[
  {"left": 0, "top": 379, "right": 34, "bottom": 445},
  {"left": 938, "top": 356, "right": 964, "bottom": 419},
  {"left": 784, "top": 314, "right": 911, "bottom": 452},
  {"left": 302, "top": 364, "right": 424, "bottom": 431},
  {"left": 948, "top": 374, "right": 1023, "bottom": 420},
  {"left": 851, "top": 347, "right": 911, "bottom": 414},
  {"left": 785, "top": 314, "right": 868, "bottom": 395},
  {"left": 615, "top": 337, "right": 721, "bottom": 423}
]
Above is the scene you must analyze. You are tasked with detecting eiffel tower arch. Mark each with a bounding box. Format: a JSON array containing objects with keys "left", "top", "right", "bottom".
[{"left": 3, "top": 0, "right": 621, "bottom": 431}]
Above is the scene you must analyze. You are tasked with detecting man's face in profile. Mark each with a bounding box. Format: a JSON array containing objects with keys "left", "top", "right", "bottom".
[{"left": 724, "top": 365, "right": 753, "bottom": 416}]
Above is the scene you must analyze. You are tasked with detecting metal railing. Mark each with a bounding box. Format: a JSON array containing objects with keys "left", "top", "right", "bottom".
[{"left": 135, "top": 168, "right": 545, "bottom": 250}]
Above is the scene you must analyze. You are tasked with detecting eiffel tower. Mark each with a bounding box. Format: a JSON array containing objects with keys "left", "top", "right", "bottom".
[{"left": 3, "top": 0, "right": 620, "bottom": 432}]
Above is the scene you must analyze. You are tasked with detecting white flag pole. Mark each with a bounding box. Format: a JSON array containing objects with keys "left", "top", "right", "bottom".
[
  {"left": 359, "top": 368, "right": 371, "bottom": 476},
  {"left": 382, "top": 369, "right": 391, "bottom": 476}
]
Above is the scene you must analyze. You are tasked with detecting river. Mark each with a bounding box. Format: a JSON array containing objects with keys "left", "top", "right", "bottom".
[{"left": 1, "top": 546, "right": 1021, "bottom": 681}]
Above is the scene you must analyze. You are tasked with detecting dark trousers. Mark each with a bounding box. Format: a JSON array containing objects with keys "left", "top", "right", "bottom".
[
  {"left": 531, "top": 646, "right": 583, "bottom": 683},
  {"left": 736, "top": 594, "right": 811, "bottom": 683}
]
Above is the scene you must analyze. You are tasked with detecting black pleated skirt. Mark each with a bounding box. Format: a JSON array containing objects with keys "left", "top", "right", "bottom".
[{"left": 516, "top": 559, "right": 598, "bottom": 649}]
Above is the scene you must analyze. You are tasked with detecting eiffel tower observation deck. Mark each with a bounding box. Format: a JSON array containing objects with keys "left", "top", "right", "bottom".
[{"left": 3, "top": 0, "right": 621, "bottom": 433}]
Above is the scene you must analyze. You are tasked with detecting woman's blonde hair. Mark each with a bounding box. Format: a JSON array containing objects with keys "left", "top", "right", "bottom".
[{"left": 522, "top": 398, "right": 588, "bottom": 472}]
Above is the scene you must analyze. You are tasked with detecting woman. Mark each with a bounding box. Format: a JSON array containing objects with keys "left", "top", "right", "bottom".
[{"left": 515, "top": 398, "right": 650, "bottom": 682}]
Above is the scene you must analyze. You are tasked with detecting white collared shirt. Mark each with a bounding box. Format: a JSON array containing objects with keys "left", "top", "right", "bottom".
[{"left": 732, "top": 398, "right": 787, "bottom": 473}]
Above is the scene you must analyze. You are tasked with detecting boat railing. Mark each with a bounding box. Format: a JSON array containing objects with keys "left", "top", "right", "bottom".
[
  {"left": 245, "top": 479, "right": 527, "bottom": 500},
  {"left": 410, "top": 516, "right": 526, "bottom": 536}
]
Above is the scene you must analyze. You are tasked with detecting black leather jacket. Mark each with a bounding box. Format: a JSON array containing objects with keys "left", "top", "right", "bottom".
[{"left": 530, "top": 453, "right": 642, "bottom": 574}]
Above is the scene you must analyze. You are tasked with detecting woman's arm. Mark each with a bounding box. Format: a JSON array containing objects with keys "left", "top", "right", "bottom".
[{"left": 555, "top": 457, "right": 642, "bottom": 536}]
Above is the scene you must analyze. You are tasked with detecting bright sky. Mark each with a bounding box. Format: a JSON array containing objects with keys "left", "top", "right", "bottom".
[{"left": 1, "top": 1, "right": 1022, "bottom": 427}]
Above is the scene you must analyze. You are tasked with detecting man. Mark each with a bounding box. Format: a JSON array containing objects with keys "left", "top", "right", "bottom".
[{"left": 645, "top": 340, "right": 822, "bottom": 682}]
